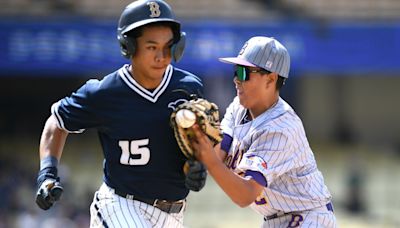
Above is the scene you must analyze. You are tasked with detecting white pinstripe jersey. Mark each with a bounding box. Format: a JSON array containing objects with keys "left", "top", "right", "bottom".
[{"left": 221, "top": 97, "right": 332, "bottom": 216}]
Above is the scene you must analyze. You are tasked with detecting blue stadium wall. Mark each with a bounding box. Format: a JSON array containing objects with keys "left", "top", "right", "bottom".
[{"left": 0, "top": 18, "right": 399, "bottom": 77}]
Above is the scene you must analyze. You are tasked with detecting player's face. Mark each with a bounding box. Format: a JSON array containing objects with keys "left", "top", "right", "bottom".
[
  {"left": 234, "top": 66, "right": 274, "bottom": 113},
  {"left": 132, "top": 25, "right": 174, "bottom": 89}
]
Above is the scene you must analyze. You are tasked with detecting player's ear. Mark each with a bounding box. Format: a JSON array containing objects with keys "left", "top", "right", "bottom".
[{"left": 266, "top": 72, "right": 277, "bottom": 88}]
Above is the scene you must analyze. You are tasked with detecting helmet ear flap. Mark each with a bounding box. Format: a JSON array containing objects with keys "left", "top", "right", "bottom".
[
  {"left": 119, "top": 29, "right": 185, "bottom": 61},
  {"left": 118, "top": 32, "right": 136, "bottom": 59},
  {"left": 172, "top": 32, "right": 186, "bottom": 62}
]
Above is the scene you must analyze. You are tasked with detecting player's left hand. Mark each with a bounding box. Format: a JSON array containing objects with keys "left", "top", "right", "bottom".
[{"left": 184, "top": 160, "right": 207, "bottom": 192}]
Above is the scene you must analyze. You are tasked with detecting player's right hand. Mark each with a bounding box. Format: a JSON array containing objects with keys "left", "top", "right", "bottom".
[{"left": 35, "top": 167, "right": 63, "bottom": 210}]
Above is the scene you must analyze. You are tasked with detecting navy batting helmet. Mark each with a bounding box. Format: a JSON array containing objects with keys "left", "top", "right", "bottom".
[{"left": 117, "top": 0, "right": 186, "bottom": 62}]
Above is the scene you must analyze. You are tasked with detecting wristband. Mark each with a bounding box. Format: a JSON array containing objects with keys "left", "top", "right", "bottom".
[
  {"left": 220, "top": 133, "right": 233, "bottom": 154},
  {"left": 40, "top": 155, "right": 59, "bottom": 170}
]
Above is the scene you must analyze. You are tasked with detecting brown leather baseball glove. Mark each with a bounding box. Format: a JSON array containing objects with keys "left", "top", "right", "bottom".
[{"left": 170, "top": 98, "right": 222, "bottom": 160}]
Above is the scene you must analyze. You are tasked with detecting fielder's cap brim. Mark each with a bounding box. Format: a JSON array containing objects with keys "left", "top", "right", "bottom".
[{"left": 219, "top": 57, "right": 257, "bottom": 67}]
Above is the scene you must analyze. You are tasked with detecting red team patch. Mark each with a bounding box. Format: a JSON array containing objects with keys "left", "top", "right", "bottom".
[{"left": 261, "top": 162, "right": 267, "bottom": 169}]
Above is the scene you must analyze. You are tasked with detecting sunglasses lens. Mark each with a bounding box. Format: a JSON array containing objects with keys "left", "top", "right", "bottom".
[{"left": 236, "top": 66, "right": 248, "bottom": 81}]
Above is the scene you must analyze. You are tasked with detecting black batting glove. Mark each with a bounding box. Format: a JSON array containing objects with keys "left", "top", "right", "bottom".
[
  {"left": 185, "top": 160, "right": 207, "bottom": 192},
  {"left": 35, "top": 167, "right": 63, "bottom": 210}
]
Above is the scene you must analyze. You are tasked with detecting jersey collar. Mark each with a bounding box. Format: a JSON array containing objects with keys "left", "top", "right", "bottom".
[{"left": 119, "top": 64, "right": 173, "bottom": 103}]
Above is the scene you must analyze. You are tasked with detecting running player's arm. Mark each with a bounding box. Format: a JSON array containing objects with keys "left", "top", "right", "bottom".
[
  {"left": 41, "top": 79, "right": 101, "bottom": 161},
  {"left": 191, "top": 125, "right": 263, "bottom": 207},
  {"left": 40, "top": 115, "right": 69, "bottom": 161}
]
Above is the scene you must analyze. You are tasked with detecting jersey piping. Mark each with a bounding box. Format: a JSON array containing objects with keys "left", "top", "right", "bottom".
[
  {"left": 119, "top": 64, "right": 173, "bottom": 103},
  {"left": 51, "top": 101, "right": 85, "bottom": 133}
]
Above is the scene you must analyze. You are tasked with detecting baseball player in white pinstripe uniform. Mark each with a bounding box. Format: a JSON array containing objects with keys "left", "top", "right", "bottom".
[{"left": 190, "top": 36, "right": 337, "bottom": 227}]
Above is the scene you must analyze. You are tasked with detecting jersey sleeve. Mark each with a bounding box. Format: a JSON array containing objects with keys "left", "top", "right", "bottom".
[
  {"left": 220, "top": 97, "right": 238, "bottom": 137},
  {"left": 51, "top": 79, "right": 103, "bottom": 133},
  {"left": 237, "top": 130, "right": 295, "bottom": 186},
  {"left": 175, "top": 69, "right": 204, "bottom": 98},
  {"left": 190, "top": 79, "right": 204, "bottom": 98}
]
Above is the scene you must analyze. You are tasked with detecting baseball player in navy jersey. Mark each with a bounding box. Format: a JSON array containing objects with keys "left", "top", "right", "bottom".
[
  {"left": 190, "top": 36, "right": 337, "bottom": 227},
  {"left": 34, "top": 1, "right": 208, "bottom": 227}
]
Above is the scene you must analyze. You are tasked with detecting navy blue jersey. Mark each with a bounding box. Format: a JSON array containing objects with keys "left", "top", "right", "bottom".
[{"left": 51, "top": 64, "right": 203, "bottom": 200}]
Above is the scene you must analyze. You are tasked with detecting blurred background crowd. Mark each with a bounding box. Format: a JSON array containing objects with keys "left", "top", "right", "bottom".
[{"left": 0, "top": 0, "right": 400, "bottom": 227}]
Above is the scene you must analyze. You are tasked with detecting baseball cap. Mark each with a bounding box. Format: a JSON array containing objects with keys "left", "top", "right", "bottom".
[{"left": 219, "top": 36, "right": 290, "bottom": 78}]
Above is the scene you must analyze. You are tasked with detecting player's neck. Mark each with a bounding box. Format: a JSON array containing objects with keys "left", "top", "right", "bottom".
[
  {"left": 249, "top": 94, "right": 279, "bottom": 119},
  {"left": 129, "top": 65, "right": 163, "bottom": 90}
]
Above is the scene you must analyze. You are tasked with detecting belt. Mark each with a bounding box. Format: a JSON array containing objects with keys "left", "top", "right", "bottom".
[
  {"left": 264, "top": 202, "right": 334, "bottom": 221},
  {"left": 114, "top": 189, "right": 185, "bottom": 214}
]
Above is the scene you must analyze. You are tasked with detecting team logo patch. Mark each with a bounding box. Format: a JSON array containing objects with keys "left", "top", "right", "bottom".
[
  {"left": 246, "top": 155, "right": 268, "bottom": 173},
  {"left": 239, "top": 42, "right": 249, "bottom": 56},
  {"left": 257, "top": 161, "right": 268, "bottom": 172},
  {"left": 261, "top": 161, "right": 267, "bottom": 169},
  {"left": 265, "top": 60, "right": 273, "bottom": 68}
]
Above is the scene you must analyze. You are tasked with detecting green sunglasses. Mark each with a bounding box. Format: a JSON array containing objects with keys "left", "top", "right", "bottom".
[{"left": 235, "top": 65, "right": 271, "bottom": 81}]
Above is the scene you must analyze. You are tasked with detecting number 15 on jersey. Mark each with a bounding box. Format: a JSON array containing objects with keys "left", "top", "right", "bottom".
[{"left": 119, "top": 139, "right": 150, "bottom": 165}]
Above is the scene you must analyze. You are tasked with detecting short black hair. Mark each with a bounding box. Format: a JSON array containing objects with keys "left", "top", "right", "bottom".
[
  {"left": 261, "top": 71, "right": 286, "bottom": 91},
  {"left": 276, "top": 76, "right": 286, "bottom": 90}
]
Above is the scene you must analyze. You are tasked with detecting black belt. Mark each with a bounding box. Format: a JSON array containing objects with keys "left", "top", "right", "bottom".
[
  {"left": 264, "top": 202, "right": 334, "bottom": 221},
  {"left": 114, "top": 190, "right": 184, "bottom": 214}
]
